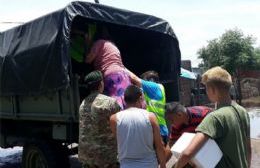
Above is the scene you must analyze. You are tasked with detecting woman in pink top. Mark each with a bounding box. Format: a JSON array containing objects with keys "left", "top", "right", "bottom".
[{"left": 85, "top": 26, "right": 131, "bottom": 109}]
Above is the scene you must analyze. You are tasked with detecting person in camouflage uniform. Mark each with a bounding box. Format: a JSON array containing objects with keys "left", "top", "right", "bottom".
[{"left": 78, "top": 70, "right": 121, "bottom": 168}]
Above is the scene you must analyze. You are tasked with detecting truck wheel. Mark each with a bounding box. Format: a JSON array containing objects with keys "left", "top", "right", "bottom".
[{"left": 22, "top": 141, "right": 70, "bottom": 168}]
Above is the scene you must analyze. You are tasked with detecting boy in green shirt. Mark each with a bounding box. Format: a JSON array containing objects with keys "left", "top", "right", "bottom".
[{"left": 174, "top": 66, "right": 251, "bottom": 168}]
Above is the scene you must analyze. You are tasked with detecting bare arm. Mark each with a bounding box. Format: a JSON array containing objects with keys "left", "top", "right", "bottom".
[
  {"left": 109, "top": 114, "right": 117, "bottom": 137},
  {"left": 174, "top": 133, "right": 209, "bottom": 168},
  {"left": 149, "top": 113, "right": 166, "bottom": 168},
  {"left": 166, "top": 138, "right": 177, "bottom": 162},
  {"left": 165, "top": 143, "right": 173, "bottom": 162},
  {"left": 168, "top": 138, "right": 176, "bottom": 148},
  {"left": 125, "top": 68, "right": 142, "bottom": 87}
]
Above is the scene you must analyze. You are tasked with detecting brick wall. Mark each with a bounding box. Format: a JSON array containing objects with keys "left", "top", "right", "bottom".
[{"left": 238, "top": 70, "right": 260, "bottom": 78}]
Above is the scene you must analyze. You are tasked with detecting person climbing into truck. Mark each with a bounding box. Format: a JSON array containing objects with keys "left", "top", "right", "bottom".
[
  {"left": 164, "top": 102, "right": 212, "bottom": 161},
  {"left": 70, "top": 23, "right": 88, "bottom": 63},
  {"left": 78, "top": 70, "right": 121, "bottom": 168},
  {"left": 84, "top": 23, "right": 132, "bottom": 109},
  {"left": 70, "top": 19, "right": 94, "bottom": 81}
]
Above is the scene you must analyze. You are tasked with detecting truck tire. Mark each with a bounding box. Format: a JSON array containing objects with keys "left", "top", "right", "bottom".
[{"left": 22, "top": 141, "right": 70, "bottom": 168}]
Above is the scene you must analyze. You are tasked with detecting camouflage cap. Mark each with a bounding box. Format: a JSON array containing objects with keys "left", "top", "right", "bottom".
[{"left": 84, "top": 70, "right": 103, "bottom": 85}]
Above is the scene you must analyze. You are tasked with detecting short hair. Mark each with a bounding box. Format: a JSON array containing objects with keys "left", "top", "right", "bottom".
[
  {"left": 87, "top": 81, "right": 102, "bottom": 90},
  {"left": 124, "top": 85, "right": 143, "bottom": 104},
  {"left": 166, "top": 102, "right": 186, "bottom": 115},
  {"left": 84, "top": 70, "right": 103, "bottom": 90},
  {"left": 201, "top": 66, "right": 232, "bottom": 92},
  {"left": 141, "top": 70, "right": 159, "bottom": 82}
]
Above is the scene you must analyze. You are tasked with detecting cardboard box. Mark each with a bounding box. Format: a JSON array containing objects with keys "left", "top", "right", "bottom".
[{"left": 171, "top": 132, "right": 223, "bottom": 168}]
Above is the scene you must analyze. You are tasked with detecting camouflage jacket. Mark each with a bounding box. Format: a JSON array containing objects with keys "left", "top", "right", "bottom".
[{"left": 78, "top": 92, "right": 121, "bottom": 167}]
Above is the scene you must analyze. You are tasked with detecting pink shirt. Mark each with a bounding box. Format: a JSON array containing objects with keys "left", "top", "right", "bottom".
[{"left": 90, "top": 39, "right": 125, "bottom": 76}]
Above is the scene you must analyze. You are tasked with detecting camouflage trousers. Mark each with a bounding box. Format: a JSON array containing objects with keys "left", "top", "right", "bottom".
[{"left": 82, "top": 162, "right": 119, "bottom": 168}]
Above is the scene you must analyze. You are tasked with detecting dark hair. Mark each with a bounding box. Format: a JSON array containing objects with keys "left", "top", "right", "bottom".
[
  {"left": 91, "top": 24, "right": 113, "bottom": 43},
  {"left": 166, "top": 102, "right": 186, "bottom": 115},
  {"left": 124, "top": 85, "right": 143, "bottom": 104},
  {"left": 87, "top": 23, "right": 113, "bottom": 54},
  {"left": 141, "top": 70, "right": 159, "bottom": 82},
  {"left": 87, "top": 81, "right": 102, "bottom": 91}
]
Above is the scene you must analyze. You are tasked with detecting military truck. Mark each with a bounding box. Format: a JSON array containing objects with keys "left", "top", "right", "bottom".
[{"left": 0, "top": 1, "right": 181, "bottom": 167}]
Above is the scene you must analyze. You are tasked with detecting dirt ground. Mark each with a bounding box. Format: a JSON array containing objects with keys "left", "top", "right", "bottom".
[
  {"left": 251, "top": 139, "right": 260, "bottom": 168},
  {"left": 0, "top": 139, "right": 259, "bottom": 168}
]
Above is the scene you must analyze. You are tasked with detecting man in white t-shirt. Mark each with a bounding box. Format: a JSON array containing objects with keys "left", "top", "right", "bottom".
[{"left": 110, "top": 85, "right": 166, "bottom": 168}]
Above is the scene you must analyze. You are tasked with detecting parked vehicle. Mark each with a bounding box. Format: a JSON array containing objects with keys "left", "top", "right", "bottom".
[{"left": 0, "top": 1, "right": 181, "bottom": 167}]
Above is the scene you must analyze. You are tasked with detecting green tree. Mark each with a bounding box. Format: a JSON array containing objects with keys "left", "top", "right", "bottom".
[
  {"left": 198, "top": 39, "right": 222, "bottom": 70},
  {"left": 198, "top": 28, "right": 257, "bottom": 74},
  {"left": 254, "top": 47, "right": 260, "bottom": 69},
  {"left": 198, "top": 29, "right": 259, "bottom": 104}
]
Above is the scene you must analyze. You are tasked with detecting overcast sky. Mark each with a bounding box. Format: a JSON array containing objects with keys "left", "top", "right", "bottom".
[{"left": 1, "top": 0, "right": 260, "bottom": 67}]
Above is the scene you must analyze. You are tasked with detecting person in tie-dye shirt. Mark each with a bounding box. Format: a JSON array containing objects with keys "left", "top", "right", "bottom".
[{"left": 85, "top": 25, "right": 132, "bottom": 109}]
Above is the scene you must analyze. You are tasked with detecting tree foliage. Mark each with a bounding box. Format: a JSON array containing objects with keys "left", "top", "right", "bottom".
[
  {"left": 254, "top": 47, "right": 260, "bottom": 68},
  {"left": 198, "top": 28, "right": 260, "bottom": 74}
]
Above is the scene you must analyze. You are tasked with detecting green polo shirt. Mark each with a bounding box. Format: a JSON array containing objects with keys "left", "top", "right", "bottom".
[{"left": 196, "top": 102, "right": 250, "bottom": 168}]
